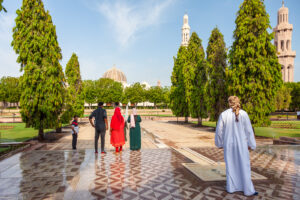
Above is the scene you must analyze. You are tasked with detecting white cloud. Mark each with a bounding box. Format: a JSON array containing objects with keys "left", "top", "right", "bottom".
[
  {"left": 0, "top": 13, "right": 21, "bottom": 77},
  {"left": 97, "top": 0, "right": 174, "bottom": 46}
]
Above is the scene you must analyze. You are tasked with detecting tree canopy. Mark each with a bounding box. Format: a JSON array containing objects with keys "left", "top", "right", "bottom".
[
  {"left": 206, "top": 27, "right": 228, "bottom": 121},
  {"left": 170, "top": 46, "right": 190, "bottom": 122},
  {"left": 286, "top": 82, "right": 300, "bottom": 111},
  {"left": 228, "top": 0, "right": 282, "bottom": 126},
  {"left": 0, "top": 76, "right": 21, "bottom": 106},
  {"left": 0, "top": 0, "right": 6, "bottom": 12},
  {"left": 11, "top": 0, "right": 65, "bottom": 139},
  {"left": 274, "top": 84, "right": 291, "bottom": 111},
  {"left": 124, "top": 82, "right": 146, "bottom": 105},
  {"left": 83, "top": 80, "right": 97, "bottom": 107},
  {"left": 95, "top": 78, "right": 123, "bottom": 104},
  {"left": 146, "top": 86, "right": 164, "bottom": 108},
  {"left": 184, "top": 32, "right": 208, "bottom": 125},
  {"left": 61, "top": 53, "right": 84, "bottom": 123}
]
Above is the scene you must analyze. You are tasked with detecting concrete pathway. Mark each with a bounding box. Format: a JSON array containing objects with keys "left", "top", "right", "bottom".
[{"left": 141, "top": 120, "right": 216, "bottom": 148}]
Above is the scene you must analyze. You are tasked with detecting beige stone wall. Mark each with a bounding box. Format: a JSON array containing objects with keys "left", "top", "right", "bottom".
[{"left": 273, "top": 4, "right": 296, "bottom": 82}]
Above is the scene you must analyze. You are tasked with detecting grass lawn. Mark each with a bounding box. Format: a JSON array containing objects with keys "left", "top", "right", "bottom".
[
  {"left": 197, "top": 121, "right": 300, "bottom": 139},
  {"left": 0, "top": 123, "right": 53, "bottom": 143}
]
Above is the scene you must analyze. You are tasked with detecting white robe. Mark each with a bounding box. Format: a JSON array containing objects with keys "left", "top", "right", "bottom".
[{"left": 215, "top": 108, "right": 256, "bottom": 196}]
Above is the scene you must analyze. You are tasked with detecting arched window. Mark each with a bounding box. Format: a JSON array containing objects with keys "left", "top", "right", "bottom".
[
  {"left": 281, "top": 40, "right": 284, "bottom": 51},
  {"left": 275, "top": 42, "right": 278, "bottom": 51},
  {"left": 286, "top": 40, "right": 290, "bottom": 50}
]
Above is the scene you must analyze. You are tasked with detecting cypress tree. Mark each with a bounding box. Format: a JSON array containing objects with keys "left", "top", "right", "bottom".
[
  {"left": 184, "top": 32, "right": 208, "bottom": 125},
  {"left": 0, "top": 0, "right": 6, "bottom": 12},
  {"left": 170, "top": 46, "right": 189, "bottom": 122},
  {"left": 206, "top": 27, "right": 228, "bottom": 122},
  {"left": 63, "top": 53, "right": 84, "bottom": 120},
  {"left": 11, "top": 0, "right": 64, "bottom": 140},
  {"left": 228, "top": 0, "right": 282, "bottom": 126}
]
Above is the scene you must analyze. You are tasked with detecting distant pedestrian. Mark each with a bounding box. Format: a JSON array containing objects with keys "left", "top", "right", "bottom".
[
  {"left": 71, "top": 116, "right": 79, "bottom": 150},
  {"left": 215, "top": 96, "right": 258, "bottom": 196},
  {"left": 110, "top": 106, "right": 125, "bottom": 153},
  {"left": 89, "top": 102, "right": 109, "bottom": 154},
  {"left": 128, "top": 108, "right": 142, "bottom": 151}
]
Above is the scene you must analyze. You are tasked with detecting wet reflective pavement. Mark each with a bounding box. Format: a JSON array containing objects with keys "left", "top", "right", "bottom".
[
  {"left": 0, "top": 149, "right": 205, "bottom": 200},
  {"left": 1, "top": 120, "right": 299, "bottom": 200},
  {"left": 0, "top": 146, "right": 299, "bottom": 199},
  {"left": 192, "top": 145, "right": 300, "bottom": 200}
]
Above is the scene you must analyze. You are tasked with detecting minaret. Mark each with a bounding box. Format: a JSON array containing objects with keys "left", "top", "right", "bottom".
[
  {"left": 273, "top": 0, "right": 296, "bottom": 82},
  {"left": 157, "top": 80, "right": 161, "bottom": 88},
  {"left": 181, "top": 14, "right": 190, "bottom": 47}
]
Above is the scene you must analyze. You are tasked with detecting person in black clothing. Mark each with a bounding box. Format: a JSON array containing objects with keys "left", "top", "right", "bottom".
[
  {"left": 71, "top": 116, "right": 79, "bottom": 150},
  {"left": 89, "top": 102, "right": 109, "bottom": 154}
]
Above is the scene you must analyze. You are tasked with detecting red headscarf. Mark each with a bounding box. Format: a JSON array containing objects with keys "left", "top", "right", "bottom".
[{"left": 110, "top": 107, "right": 124, "bottom": 130}]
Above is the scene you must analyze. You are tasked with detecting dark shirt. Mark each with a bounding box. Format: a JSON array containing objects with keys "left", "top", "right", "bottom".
[
  {"left": 71, "top": 120, "right": 79, "bottom": 134},
  {"left": 89, "top": 107, "right": 107, "bottom": 132}
]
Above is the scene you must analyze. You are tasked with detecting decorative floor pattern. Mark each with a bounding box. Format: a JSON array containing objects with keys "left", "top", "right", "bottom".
[
  {"left": 182, "top": 163, "right": 266, "bottom": 182},
  {"left": 0, "top": 146, "right": 299, "bottom": 199},
  {"left": 192, "top": 145, "right": 300, "bottom": 200}
]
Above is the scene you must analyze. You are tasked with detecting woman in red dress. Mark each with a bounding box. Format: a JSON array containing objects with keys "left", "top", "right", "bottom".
[{"left": 110, "top": 107, "right": 125, "bottom": 153}]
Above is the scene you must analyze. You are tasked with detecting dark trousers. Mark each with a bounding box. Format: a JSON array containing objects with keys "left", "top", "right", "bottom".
[
  {"left": 95, "top": 130, "right": 106, "bottom": 152},
  {"left": 72, "top": 134, "right": 78, "bottom": 149}
]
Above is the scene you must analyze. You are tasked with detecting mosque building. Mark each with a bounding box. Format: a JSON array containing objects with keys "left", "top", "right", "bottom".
[
  {"left": 101, "top": 65, "right": 156, "bottom": 106},
  {"left": 102, "top": 65, "right": 128, "bottom": 87},
  {"left": 181, "top": 2, "right": 296, "bottom": 83},
  {"left": 274, "top": 0, "right": 296, "bottom": 82}
]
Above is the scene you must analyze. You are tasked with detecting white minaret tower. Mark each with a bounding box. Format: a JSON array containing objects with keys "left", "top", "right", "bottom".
[
  {"left": 181, "top": 14, "right": 190, "bottom": 47},
  {"left": 273, "top": 0, "right": 296, "bottom": 82}
]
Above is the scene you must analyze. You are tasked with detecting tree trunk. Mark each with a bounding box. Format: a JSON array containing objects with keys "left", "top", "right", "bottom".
[
  {"left": 184, "top": 116, "right": 188, "bottom": 123},
  {"left": 197, "top": 117, "right": 202, "bottom": 126},
  {"left": 56, "top": 127, "right": 62, "bottom": 133},
  {"left": 38, "top": 128, "right": 44, "bottom": 141}
]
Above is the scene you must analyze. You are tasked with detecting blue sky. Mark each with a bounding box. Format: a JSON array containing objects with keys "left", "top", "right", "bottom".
[{"left": 0, "top": 0, "right": 299, "bottom": 86}]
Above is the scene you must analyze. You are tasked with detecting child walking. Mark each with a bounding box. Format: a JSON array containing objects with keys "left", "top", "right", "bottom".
[{"left": 71, "top": 116, "right": 79, "bottom": 150}]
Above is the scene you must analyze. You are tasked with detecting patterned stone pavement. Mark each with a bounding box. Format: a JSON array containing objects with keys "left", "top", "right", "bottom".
[
  {"left": 192, "top": 145, "right": 300, "bottom": 200},
  {"left": 0, "top": 120, "right": 299, "bottom": 199},
  {"left": 1, "top": 147, "right": 299, "bottom": 200},
  {"left": 0, "top": 149, "right": 208, "bottom": 200}
]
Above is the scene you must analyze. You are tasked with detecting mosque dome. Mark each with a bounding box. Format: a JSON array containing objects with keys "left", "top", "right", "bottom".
[{"left": 103, "top": 65, "right": 127, "bottom": 84}]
